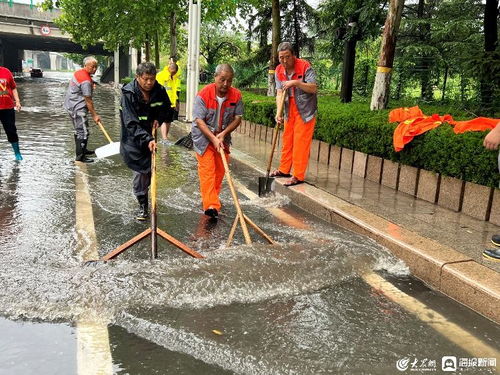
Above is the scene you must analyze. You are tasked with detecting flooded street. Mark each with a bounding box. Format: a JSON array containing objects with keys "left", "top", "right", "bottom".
[{"left": 0, "top": 74, "right": 499, "bottom": 374}]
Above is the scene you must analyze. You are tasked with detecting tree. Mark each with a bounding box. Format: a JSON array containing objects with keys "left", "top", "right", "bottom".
[
  {"left": 479, "top": 0, "right": 499, "bottom": 113},
  {"left": 318, "top": 0, "right": 386, "bottom": 102},
  {"left": 370, "top": 0, "right": 404, "bottom": 110}
]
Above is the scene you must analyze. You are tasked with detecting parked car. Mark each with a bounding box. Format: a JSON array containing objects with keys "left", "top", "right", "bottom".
[{"left": 30, "top": 68, "right": 43, "bottom": 78}]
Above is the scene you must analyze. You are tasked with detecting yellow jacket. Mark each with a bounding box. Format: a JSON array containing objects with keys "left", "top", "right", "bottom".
[{"left": 156, "top": 66, "right": 181, "bottom": 107}]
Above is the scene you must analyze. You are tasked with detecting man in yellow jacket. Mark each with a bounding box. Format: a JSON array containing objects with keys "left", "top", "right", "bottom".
[{"left": 156, "top": 62, "right": 181, "bottom": 143}]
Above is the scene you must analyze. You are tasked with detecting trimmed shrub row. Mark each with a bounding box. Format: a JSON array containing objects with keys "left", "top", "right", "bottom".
[{"left": 241, "top": 92, "right": 499, "bottom": 187}]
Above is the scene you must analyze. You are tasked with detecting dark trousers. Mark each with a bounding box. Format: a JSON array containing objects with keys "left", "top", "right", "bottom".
[
  {"left": 133, "top": 171, "right": 151, "bottom": 197},
  {"left": 0, "top": 109, "right": 19, "bottom": 143}
]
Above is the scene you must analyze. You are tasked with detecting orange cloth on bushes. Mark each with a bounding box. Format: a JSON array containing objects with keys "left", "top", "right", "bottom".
[
  {"left": 195, "top": 143, "right": 230, "bottom": 211},
  {"left": 388, "top": 106, "right": 424, "bottom": 123},
  {"left": 393, "top": 114, "right": 453, "bottom": 152},
  {"left": 278, "top": 96, "right": 316, "bottom": 181},
  {"left": 449, "top": 117, "right": 500, "bottom": 134}
]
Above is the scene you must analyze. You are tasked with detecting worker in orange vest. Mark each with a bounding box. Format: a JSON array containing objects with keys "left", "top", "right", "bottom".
[
  {"left": 271, "top": 42, "right": 318, "bottom": 186},
  {"left": 191, "top": 64, "right": 243, "bottom": 219}
]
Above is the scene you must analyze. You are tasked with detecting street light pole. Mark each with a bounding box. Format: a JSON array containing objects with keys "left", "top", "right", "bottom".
[{"left": 185, "top": 0, "right": 201, "bottom": 122}]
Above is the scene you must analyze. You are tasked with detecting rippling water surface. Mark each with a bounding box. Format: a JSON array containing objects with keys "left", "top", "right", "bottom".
[{"left": 0, "top": 75, "right": 498, "bottom": 374}]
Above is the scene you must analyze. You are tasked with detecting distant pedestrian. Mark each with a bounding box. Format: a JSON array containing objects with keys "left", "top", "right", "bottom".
[
  {"left": 482, "top": 121, "right": 500, "bottom": 261},
  {"left": 120, "top": 62, "right": 173, "bottom": 221},
  {"left": 0, "top": 66, "right": 23, "bottom": 160},
  {"left": 156, "top": 62, "right": 181, "bottom": 143},
  {"left": 64, "top": 56, "right": 101, "bottom": 163},
  {"left": 192, "top": 63, "right": 243, "bottom": 219},
  {"left": 270, "top": 41, "right": 318, "bottom": 186}
]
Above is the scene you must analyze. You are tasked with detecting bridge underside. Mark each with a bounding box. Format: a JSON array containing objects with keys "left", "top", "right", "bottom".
[{"left": 0, "top": 32, "right": 113, "bottom": 72}]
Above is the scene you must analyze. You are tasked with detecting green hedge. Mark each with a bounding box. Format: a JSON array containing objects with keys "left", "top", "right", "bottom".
[{"left": 241, "top": 92, "right": 500, "bottom": 187}]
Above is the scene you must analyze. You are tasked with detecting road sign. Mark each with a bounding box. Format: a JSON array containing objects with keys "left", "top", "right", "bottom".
[{"left": 40, "top": 25, "right": 51, "bottom": 36}]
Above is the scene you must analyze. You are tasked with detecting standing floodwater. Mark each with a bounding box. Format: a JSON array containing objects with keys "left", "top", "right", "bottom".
[{"left": 0, "top": 75, "right": 498, "bottom": 374}]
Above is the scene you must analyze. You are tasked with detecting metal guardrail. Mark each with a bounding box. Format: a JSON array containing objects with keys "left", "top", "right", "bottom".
[{"left": 0, "top": 0, "right": 35, "bottom": 9}]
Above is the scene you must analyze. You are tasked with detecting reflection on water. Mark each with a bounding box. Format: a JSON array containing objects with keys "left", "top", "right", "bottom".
[{"left": 0, "top": 75, "right": 499, "bottom": 375}]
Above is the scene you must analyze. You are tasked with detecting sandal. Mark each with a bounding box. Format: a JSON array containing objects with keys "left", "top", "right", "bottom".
[
  {"left": 284, "top": 177, "right": 304, "bottom": 187},
  {"left": 270, "top": 170, "right": 291, "bottom": 178}
]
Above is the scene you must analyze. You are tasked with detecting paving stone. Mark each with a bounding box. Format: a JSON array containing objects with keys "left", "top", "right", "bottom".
[
  {"left": 352, "top": 151, "right": 367, "bottom": 178},
  {"left": 462, "top": 182, "right": 493, "bottom": 221},
  {"left": 417, "top": 170, "right": 439, "bottom": 203},
  {"left": 381, "top": 159, "right": 399, "bottom": 190},
  {"left": 398, "top": 164, "right": 418, "bottom": 196},
  {"left": 340, "top": 148, "right": 354, "bottom": 173},
  {"left": 366, "top": 155, "right": 382, "bottom": 183},
  {"left": 308, "top": 139, "right": 320, "bottom": 162},
  {"left": 438, "top": 175, "right": 464, "bottom": 212},
  {"left": 489, "top": 189, "right": 500, "bottom": 226},
  {"left": 329, "top": 146, "right": 341, "bottom": 170}
]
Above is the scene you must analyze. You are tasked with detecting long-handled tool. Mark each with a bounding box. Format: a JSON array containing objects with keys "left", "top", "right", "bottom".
[
  {"left": 258, "top": 91, "right": 287, "bottom": 196},
  {"left": 101, "top": 127, "right": 204, "bottom": 260},
  {"left": 95, "top": 121, "right": 120, "bottom": 158},
  {"left": 218, "top": 147, "right": 275, "bottom": 247}
]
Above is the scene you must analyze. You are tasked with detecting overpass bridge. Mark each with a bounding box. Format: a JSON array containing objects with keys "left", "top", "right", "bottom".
[{"left": 0, "top": 1, "right": 133, "bottom": 82}]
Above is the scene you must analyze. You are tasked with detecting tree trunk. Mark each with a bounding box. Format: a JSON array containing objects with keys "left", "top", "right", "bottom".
[
  {"left": 293, "top": 0, "right": 300, "bottom": 57},
  {"left": 268, "top": 0, "right": 280, "bottom": 97},
  {"left": 417, "top": 0, "right": 433, "bottom": 101},
  {"left": 441, "top": 65, "right": 448, "bottom": 102},
  {"left": 154, "top": 31, "right": 160, "bottom": 68},
  {"left": 170, "top": 12, "right": 178, "bottom": 60},
  {"left": 145, "top": 36, "right": 151, "bottom": 62},
  {"left": 340, "top": 16, "right": 358, "bottom": 103},
  {"left": 370, "top": 0, "right": 405, "bottom": 110},
  {"left": 480, "top": 0, "right": 499, "bottom": 113}
]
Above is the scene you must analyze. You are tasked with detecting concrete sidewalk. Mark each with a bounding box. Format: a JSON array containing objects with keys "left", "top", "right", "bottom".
[{"left": 172, "top": 119, "right": 500, "bottom": 324}]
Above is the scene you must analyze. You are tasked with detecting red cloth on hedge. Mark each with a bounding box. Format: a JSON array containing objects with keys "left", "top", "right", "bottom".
[
  {"left": 449, "top": 117, "right": 500, "bottom": 134},
  {"left": 388, "top": 106, "right": 424, "bottom": 123},
  {"left": 393, "top": 114, "right": 453, "bottom": 152}
]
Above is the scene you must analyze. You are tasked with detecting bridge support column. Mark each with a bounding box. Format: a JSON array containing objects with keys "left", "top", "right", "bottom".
[
  {"left": 100, "top": 46, "right": 131, "bottom": 85},
  {"left": 49, "top": 52, "right": 58, "bottom": 70},
  {"left": 0, "top": 39, "right": 23, "bottom": 72}
]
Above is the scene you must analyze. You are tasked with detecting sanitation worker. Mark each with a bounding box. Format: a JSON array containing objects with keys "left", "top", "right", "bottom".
[
  {"left": 120, "top": 62, "right": 173, "bottom": 221},
  {"left": 64, "top": 56, "right": 101, "bottom": 163},
  {"left": 192, "top": 63, "right": 243, "bottom": 219},
  {"left": 482, "top": 121, "right": 500, "bottom": 261},
  {"left": 0, "top": 66, "right": 23, "bottom": 160},
  {"left": 156, "top": 61, "right": 181, "bottom": 143},
  {"left": 270, "top": 41, "right": 318, "bottom": 186}
]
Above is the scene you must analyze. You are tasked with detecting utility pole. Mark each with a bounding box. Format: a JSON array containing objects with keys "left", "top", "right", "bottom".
[
  {"left": 370, "top": 0, "right": 405, "bottom": 110},
  {"left": 185, "top": 0, "right": 201, "bottom": 122},
  {"left": 267, "top": 0, "right": 281, "bottom": 97}
]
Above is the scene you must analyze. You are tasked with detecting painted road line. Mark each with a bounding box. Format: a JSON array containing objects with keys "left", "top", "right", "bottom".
[
  {"left": 75, "top": 163, "right": 113, "bottom": 375},
  {"left": 362, "top": 272, "right": 499, "bottom": 359},
  {"left": 75, "top": 163, "right": 99, "bottom": 261}
]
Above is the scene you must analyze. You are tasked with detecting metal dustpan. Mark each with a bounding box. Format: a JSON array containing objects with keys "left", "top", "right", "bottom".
[
  {"left": 258, "top": 175, "right": 275, "bottom": 196},
  {"left": 95, "top": 121, "right": 120, "bottom": 158},
  {"left": 258, "top": 92, "right": 286, "bottom": 196},
  {"left": 95, "top": 141, "right": 120, "bottom": 158}
]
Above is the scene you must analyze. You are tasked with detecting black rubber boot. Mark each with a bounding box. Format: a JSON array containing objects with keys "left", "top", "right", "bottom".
[
  {"left": 81, "top": 139, "right": 95, "bottom": 159},
  {"left": 204, "top": 208, "right": 218, "bottom": 220},
  {"left": 135, "top": 195, "right": 149, "bottom": 221},
  {"left": 75, "top": 136, "right": 94, "bottom": 163}
]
